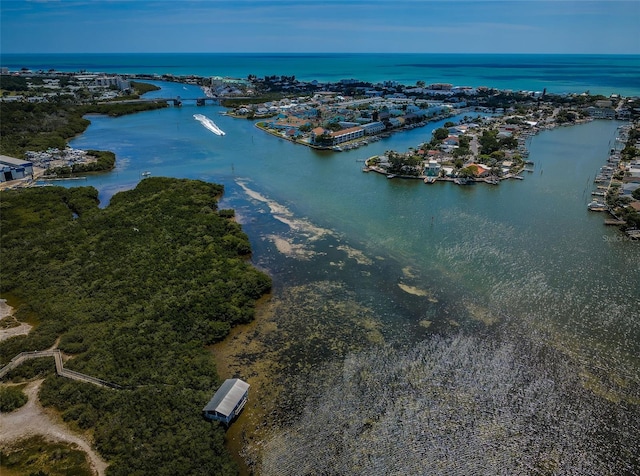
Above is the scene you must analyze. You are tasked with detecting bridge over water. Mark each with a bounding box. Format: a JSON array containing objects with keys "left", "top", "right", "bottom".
[
  {"left": 102, "top": 95, "right": 252, "bottom": 107},
  {"left": 160, "top": 96, "right": 220, "bottom": 106},
  {"left": 100, "top": 96, "right": 220, "bottom": 107}
]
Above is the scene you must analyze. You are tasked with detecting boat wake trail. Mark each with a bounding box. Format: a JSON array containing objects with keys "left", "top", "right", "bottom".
[{"left": 193, "top": 113, "right": 225, "bottom": 136}]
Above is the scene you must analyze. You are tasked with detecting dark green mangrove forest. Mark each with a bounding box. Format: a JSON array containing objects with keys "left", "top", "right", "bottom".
[{"left": 0, "top": 177, "right": 272, "bottom": 475}]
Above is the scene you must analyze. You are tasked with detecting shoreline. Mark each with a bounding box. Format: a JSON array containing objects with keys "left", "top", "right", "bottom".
[
  {"left": 5, "top": 52, "right": 639, "bottom": 97},
  {"left": 2, "top": 66, "right": 636, "bottom": 472},
  {"left": 251, "top": 112, "right": 459, "bottom": 152},
  {"left": 363, "top": 160, "right": 524, "bottom": 185}
]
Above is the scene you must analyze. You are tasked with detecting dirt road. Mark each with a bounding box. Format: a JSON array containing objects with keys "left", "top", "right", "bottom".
[{"left": 0, "top": 379, "right": 108, "bottom": 475}]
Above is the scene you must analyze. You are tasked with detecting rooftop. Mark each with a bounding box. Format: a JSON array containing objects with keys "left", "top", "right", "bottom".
[
  {"left": 0, "top": 155, "right": 32, "bottom": 166},
  {"left": 203, "top": 378, "right": 250, "bottom": 418}
]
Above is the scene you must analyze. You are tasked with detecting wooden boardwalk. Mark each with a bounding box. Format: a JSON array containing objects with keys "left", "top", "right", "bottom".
[{"left": 0, "top": 349, "right": 122, "bottom": 389}]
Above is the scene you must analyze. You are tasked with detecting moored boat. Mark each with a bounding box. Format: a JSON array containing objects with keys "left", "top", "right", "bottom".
[{"left": 587, "top": 200, "right": 607, "bottom": 211}]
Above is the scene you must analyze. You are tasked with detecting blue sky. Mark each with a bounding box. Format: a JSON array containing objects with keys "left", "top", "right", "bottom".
[{"left": 1, "top": 0, "right": 638, "bottom": 54}]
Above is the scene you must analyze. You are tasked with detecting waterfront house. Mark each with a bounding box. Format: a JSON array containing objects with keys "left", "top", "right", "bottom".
[
  {"left": 468, "top": 163, "right": 491, "bottom": 178},
  {"left": 330, "top": 126, "right": 365, "bottom": 145},
  {"left": 203, "top": 378, "right": 250, "bottom": 426},
  {"left": 442, "top": 166, "right": 455, "bottom": 177},
  {"left": 621, "top": 182, "right": 640, "bottom": 197},
  {"left": 311, "top": 127, "right": 330, "bottom": 145},
  {"left": 426, "top": 160, "right": 442, "bottom": 177}
]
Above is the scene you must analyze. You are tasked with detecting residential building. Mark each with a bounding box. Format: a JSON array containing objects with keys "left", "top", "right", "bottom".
[
  {"left": 330, "top": 126, "right": 365, "bottom": 145},
  {"left": 361, "top": 122, "right": 386, "bottom": 135},
  {"left": 426, "top": 160, "right": 442, "bottom": 177},
  {"left": 468, "top": 163, "right": 491, "bottom": 177},
  {"left": 586, "top": 107, "right": 615, "bottom": 119},
  {"left": 94, "top": 75, "right": 130, "bottom": 90}
]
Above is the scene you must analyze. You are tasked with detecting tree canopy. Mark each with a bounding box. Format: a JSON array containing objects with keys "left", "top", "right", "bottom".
[
  {"left": 0, "top": 177, "right": 272, "bottom": 475},
  {"left": 0, "top": 99, "right": 167, "bottom": 158}
]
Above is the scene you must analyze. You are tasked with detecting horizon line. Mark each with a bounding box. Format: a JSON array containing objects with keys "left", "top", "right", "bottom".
[{"left": 3, "top": 51, "right": 639, "bottom": 56}]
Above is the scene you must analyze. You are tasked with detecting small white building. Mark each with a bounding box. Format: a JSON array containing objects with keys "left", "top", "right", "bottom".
[
  {"left": 426, "top": 160, "right": 441, "bottom": 177},
  {"left": 202, "top": 378, "right": 250, "bottom": 426}
]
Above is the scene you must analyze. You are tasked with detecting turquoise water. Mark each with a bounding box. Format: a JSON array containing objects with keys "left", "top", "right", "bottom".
[
  {"left": 64, "top": 79, "right": 640, "bottom": 379},
  {"left": 3, "top": 53, "right": 640, "bottom": 96},
  {"left": 9, "top": 56, "right": 640, "bottom": 470}
]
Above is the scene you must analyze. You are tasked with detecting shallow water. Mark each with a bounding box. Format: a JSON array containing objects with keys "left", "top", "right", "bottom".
[{"left": 58, "top": 79, "right": 640, "bottom": 472}]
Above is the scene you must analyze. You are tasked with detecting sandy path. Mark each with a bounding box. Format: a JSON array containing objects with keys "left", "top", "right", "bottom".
[
  {"left": 1, "top": 299, "right": 107, "bottom": 475},
  {"left": 0, "top": 322, "right": 33, "bottom": 342},
  {"left": 0, "top": 379, "right": 108, "bottom": 475},
  {"left": 0, "top": 299, "right": 32, "bottom": 342}
]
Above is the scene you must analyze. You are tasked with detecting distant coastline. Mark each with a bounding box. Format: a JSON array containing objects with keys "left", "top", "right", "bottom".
[
  {"left": 2, "top": 56, "right": 638, "bottom": 475},
  {"left": 3, "top": 52, "right": 640, "bottom": 97}
]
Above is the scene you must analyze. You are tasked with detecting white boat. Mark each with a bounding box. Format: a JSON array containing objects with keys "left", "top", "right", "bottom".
[
  {"left": 587, "top": 200, "right": 607, "bottom": 211},
  {"left": 193, "top": 114, "right": 225, "bottom": 136}
]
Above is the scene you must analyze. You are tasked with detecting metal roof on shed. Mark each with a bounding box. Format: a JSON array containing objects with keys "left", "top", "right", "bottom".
[
  {"left": 203, "top": 378, "right": 250, "bottom": 417},
  {"left": 0, "top": 155, "right": 32, "bottom": 167}
]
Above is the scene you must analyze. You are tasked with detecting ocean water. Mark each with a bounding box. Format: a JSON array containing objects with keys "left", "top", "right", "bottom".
[
  {"left": 2, "top": 53, "right": 640, "bottom": 96},
  {"left": 4, "top": 55, "right": 640, "bottom": 472}
]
